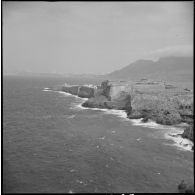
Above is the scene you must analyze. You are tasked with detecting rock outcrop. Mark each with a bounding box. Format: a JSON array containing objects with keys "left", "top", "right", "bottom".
[
  {"left": 125, "top": 79, "right": 193, "bottom": 126},
  {"left": 82, "top": 80, "right": 132, "bottom": 111},
  {"left": 178, "top": 180, "right": 194, "bottom": 193},
  {"left": 100, "top": 80, "right": 111, "bottom": 100},
  {"left": 61, "top": 85, "right": 79, "bottom": 95},
  {"left": 82, "top": 95, "right": 113, "bottom": 109},
  {"left": 181, "top": 124, "right": 194, "bottom": 142},
  {"left": 61, "top": 84, "right": 95, "bottom": 98},
  {"left": 57, "top": 79, "right": 194, "bottom": 146},
  {"left": 128, "top": 94, "right": 183, "bottom": 125},
  {"left": 78, "top": 86, "right": 95, "bottom": 98},
  {"left": 58, "top": 79, "right": 193, "bottom": 140}
]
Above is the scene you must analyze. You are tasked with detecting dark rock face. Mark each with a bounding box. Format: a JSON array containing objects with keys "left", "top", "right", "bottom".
[
  {"left": 127, "top": 110, "right": 143, "bottom": 119},
  {"left": 179, "top": 105, "right": 193, "bottom": 124},
  {"left": 152, "top": 110, "right": 182, "bottom": 125},
  {"left": 80, "top": 80, "right": 193, "bottom": 127},
  {"left": 82, "top": 81, "right": 132, "bottom": 111},
  {"left": 128, "top": 94, "right": 183, "bottom": 125},
  {"left": 141, "top": 117, "right": 149, "bottom": 123},
  {"left": 61, "top": 85, "right": 95, "bottom": 98},
  {"left": 128, "top": 109, "right": 182, "bottom": 125},
  {"left": 82, "top": 95, "right": 113, "bottom": 109},
  {"left": 178, "top": 180, "right": 194, "bottom": 193},
  {"left": 78, "top": 86, "right": 94, "bottom": 98},
  {"left": 61, "top": 86, "right": 79, "bottom": 95},
  {"left": 181, "top": 124, "right": 194, "bottom": 142},
  {"left": 100, "top": 80, "right": 112, "bottom": 100},
  {"left": 111, "top": 91, "right": 132, "bottom": 110},
  {"left": 59, "top": 80, "right": 193, "bottom": 142}
]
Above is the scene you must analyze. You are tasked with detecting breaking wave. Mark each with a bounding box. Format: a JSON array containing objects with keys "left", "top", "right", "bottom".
[
  {"left": 130, "top": 118, "right": 193, "bottom": 151},
  {"left": 43, "top": 88, "right": 52, "bottom": 92},
  {"left": 43, "top": 88, "right": 193, "bottom": 152},
  {"left": 164, "top": 130, "right": 193, "bottom": 152},
  {"left": 73, "top": 101, "right": 128, "bottom": 120}
]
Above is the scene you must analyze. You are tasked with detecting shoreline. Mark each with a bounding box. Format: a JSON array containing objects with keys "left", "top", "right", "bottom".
[
  {"left": 55, "top": 88, "right": 194, "bottom": 152},
  {"left": 43, "top": 88, "right": 193, "bottom": 152}
]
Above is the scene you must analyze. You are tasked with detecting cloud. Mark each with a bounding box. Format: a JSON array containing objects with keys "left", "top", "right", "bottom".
[
  {"left": 142, "top": 45, "right": 193, "bottom": 61},
  {"left": 3, "top": 2, "right": 193, "bottom": 74}
]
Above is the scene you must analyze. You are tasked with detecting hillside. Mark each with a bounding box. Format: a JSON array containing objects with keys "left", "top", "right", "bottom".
[{"left": 106, "top": 56, "right": 193, "bottom": 88}]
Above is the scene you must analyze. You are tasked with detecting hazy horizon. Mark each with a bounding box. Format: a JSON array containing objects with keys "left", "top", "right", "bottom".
[{"left": 3, "top": 1, "right": 193, "bottom": 75}]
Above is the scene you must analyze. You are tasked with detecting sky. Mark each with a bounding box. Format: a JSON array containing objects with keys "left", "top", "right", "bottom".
[{"left": 3, "top": 1, "right": 193, "bottom": 75}]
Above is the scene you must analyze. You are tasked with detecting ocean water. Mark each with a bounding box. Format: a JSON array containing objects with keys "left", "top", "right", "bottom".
[{"left": 3, "top": 76, "right": 194, "bottom": 193}]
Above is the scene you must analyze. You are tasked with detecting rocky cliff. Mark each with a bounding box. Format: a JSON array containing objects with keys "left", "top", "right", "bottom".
[
  {"left": 78, "top": 86, "right": 95, "bottom": 98},
  {"left": 61, "top": 85, "right": 79, "bottom": 95},
  {"left": 82, "top": 80, "right": 193, "bottom": 125},
  {"left": 82, "top": 80, "right": 132, "bottom": 110},
  {"left": 58, "top": 79, "right": 193, "bottom": 141},
  {"left": 181, "top": 123, "right": 194, "bottom": 143},
  {"left": 60, "top": 80, "right": 193, "bottom": 125},
  {"left": 61, "top": 84, "right": 95, "bottom": 98}
]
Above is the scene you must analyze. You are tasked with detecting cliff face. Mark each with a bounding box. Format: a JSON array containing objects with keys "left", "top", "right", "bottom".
[
  {"left": 128, "top": 94, "right": 183, "bottom": 125},
  {"left": 61, "top": 86, "right": 79, "bottom": 95},
  {"left": 59, "top": 80, "right": 193, "bottom": 127},
  {"left": 181, "top": 123, "right": 194, "bottom": 142},
  {"left": 110, "top": 91, "right": 132, "bottom": 110},
  {"left": 83, "top": 80, "right": 193, "bottom": 126},
  {"left": 82, "top": 95, "right": 113, "bottom": 109},
  {"left": 61, "top": 85, "right": 94, "bottom": 98},
  {"left": 78, "top": 86, "right": 95, "bottom": 98},
  {"left": 81, "top": 80, "right": 132, "bottom": 110}
]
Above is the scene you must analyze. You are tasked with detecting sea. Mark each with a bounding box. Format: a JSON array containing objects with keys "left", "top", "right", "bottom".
[{"left": 3, "top": 75, "right": 194, "bottom": 193}]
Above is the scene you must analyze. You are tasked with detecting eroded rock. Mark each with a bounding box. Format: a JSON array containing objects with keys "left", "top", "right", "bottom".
[{"left": 78, "top": 86, "right": 94, "bottom": 98}]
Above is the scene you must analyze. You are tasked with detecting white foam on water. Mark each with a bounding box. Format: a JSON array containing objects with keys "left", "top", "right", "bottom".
[
  {"left": 42, "top": 88, "right": 69, "bottom": 94},
  {"left": 57, "top": 91, "right": 73, "bottom": 96},
  {"left": 70, "top": 169, "right": 76, "bottom": 172},
  {"left": 103, "top": 109, "right": 128, "bottom": 120},
  {"left": 164, "top": 131, "right": 193, "bottom": 152},
  {"left": 42, "top": 88, "right": 52, "bottom": 92},
  {"left": 130, "top": 119, "right": 185, "bottom": 131},
  {"left": 130, "top": 118, "right": 164, "bottom": 129},
  {"left": 43, "top": 87, "right": 193, "bottom": 152},
  {"left": 44, "top": 89, "right": 87, "bottom": 101},
  {"left": 98, "top": 136, "right": 105, "bottom": 140},
  {"left": 74, "top": 102, "right": 89, "bottom": 110},
  {"left": 67, "top": 115, "right": 76, "bottom": 119},
  {"left": 110, "top": 157, "right": 114, "bottom": 161},
  {"left": 74, "top": 102, "right": 129, "bottom": 120},
  {"left": 130, "top": 119, "right": 193, "bottom": 152},
  {"left": 136, "top": 137, "right": 142, "bottom": 141},
  {"left": 76, "top": 180, "right": 84, "bottom": 184},
  {"left": 75, "top": 179, "right": 87, "bottom": 186},
  {"left": 74, "top": 103, "right": 109, "bottom": 111},
  {"left": 44, "top": 88, "right": 128, "bottom": 121},
  {"left": 83, "top": 84, "right": 97, "bottom": 88},
  {"left": 68, "top": 189, "right": 74, "bottom": 193},
  {"left": 57, "top": 91, "right": 82, "bottom": 99}
]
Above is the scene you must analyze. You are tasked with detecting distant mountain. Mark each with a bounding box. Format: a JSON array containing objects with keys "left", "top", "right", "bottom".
[
  {"left": 11, "top": 71, "right": 102, "bottom": 79},
  {"left": 106, "top": 56, "right": 193, "bottom": 84}
]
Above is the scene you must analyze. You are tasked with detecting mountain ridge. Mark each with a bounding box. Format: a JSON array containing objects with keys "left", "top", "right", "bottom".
[{"left": 106, "top": 56, "right": 193, "bottom": 84}]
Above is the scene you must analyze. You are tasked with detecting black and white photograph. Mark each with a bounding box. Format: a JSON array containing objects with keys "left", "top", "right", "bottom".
[{"left": 2, "top": 1, "right": 194, "bottom": 193}]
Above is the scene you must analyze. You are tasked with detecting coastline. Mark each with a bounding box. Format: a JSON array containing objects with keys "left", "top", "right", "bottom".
[{"left": 44, "top": 87, "right": 194, "bottom": 152}]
